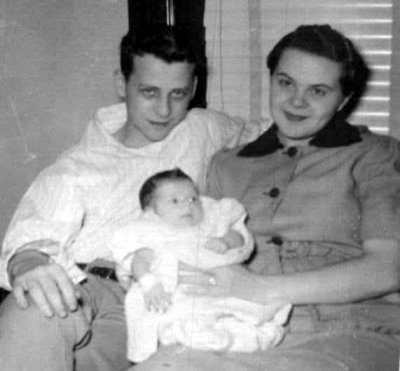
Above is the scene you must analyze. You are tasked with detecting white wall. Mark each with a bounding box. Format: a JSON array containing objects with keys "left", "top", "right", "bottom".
[
  {"left": 0, "top": 1, "right": 128, "bottom": 244},
  {"left": 390, "top": 0, "right": 400, "bottom": 139}
]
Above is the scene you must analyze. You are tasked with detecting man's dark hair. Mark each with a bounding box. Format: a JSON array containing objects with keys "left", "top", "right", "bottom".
[
  {"left": 139, "top": 168, "right": 194, "bottom": 210},
  {"left": 120, "top": 26, "right": 204, "bottom": 81},
  {"left": 267, "top": 24, "right": 371, "bottom": 116}
]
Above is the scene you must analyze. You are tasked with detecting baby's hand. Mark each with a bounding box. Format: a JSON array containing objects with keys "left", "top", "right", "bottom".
[
  {"left": 204, "top": 237, "right": 229, "bottom": 254},
  {"left": 139, "top": 275, "right": 172, "bottom": 313}
]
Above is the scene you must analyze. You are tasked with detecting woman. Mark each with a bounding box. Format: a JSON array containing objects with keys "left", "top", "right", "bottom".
[{"left": 132, "top": 25, "right": 400, "bottom": 371}]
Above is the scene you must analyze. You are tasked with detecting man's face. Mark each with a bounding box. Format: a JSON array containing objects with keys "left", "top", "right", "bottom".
[
  {"left": 152, "top": 179, "right": 204, "bottom": 228},
  {"left": 122, "top": 54, "right": 196, "bottom": 148}
]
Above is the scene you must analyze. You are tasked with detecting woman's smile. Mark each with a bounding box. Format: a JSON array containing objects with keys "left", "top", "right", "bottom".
[{"left": 283, "top": 110, "right": 308, "bottom": 122}]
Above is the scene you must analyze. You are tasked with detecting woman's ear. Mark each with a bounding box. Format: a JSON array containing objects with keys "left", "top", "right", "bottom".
[{"left": 114, "top": 70, "right": 126, "bottom": 100}]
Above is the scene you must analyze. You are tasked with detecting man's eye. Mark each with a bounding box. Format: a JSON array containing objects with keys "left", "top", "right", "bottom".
[
  {"left": 141, "top": 89, "right": 157, "bottom": 98},
  {"left": 277, "top": 78, "right": 292, "bottom": 88},
  {"left": 171, "top": 90, "right": 188, "bottom": 99}
]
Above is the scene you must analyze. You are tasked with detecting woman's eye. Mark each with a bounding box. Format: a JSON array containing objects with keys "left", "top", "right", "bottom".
[{"left": 311, "top": 87, "right": 328, "bottom": 97}]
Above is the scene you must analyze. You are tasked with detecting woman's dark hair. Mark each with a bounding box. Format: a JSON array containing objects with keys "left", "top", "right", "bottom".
[
  {"left": 120, "top": 26, "right": 204, "bottom": 82},
  {"left": 139, "top": 168, "right": 194, "bottom": 210},
  {"left": 267, "top": 24, "right": 371, "bottom": 116}
]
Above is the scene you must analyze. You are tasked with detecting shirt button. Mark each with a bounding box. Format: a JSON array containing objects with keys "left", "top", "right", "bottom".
[
  {"left": 269, "top": 187, "right": 280, "bottom": 198},
  {"left": 287, "top": 147, "right": 297, "bottom": 157}
]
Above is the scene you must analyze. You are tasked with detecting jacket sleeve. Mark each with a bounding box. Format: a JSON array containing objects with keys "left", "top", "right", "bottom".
[{"left": 354, "top": 136, "right": 400, "bottom": 241}]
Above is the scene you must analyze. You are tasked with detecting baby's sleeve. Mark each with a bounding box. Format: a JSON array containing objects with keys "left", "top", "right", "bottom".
[
  {"left": 109, "top": 221, "right": 149, "bottom": 281},
  {"left": 219, "top": 197, "right": 254, "bottom": 262},
  {"left": 199, "top": 197, "right": 254, "bottom": 267}
]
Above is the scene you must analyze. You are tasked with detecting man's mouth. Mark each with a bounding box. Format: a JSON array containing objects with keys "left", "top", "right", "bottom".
[{"left": 149, "top": 120, "right": 170, "bottom": 127}]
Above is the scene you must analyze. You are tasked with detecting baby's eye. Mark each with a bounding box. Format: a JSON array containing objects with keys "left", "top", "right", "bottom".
[
  {"left": 171, "top": 198, "right": 180, "bottom": 204},
  {"left": 188, "top": 196, "right": 198, "bottom": 203}
]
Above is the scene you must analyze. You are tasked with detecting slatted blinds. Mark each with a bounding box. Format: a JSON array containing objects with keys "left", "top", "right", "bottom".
[{"left": 204, "top": 0, "right": 393, "bottom": 134}]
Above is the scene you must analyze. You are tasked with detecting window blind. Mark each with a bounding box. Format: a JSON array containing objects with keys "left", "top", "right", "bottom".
[{"left": 204, "top": 0, "right": 393, "bottom": 134}]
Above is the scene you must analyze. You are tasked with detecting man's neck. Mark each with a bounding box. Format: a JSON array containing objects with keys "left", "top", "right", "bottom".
[{"left": 111, "top": 124, "right": 148, "bottom": 149}]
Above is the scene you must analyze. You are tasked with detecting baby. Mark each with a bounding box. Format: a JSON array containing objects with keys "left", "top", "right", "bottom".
[{"left": 111, "top": 168, "right": 291, "bottom": 363}]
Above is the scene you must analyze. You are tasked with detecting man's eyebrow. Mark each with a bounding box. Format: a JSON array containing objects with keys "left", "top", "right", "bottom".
[
  {"left": 275, "top": 72, "right": 292, "bottom": 79},
  {"left": 138, "top": 84, "right": 158, "bottom": 89},
  {"left": 172, "top": 86, "right": 191, "bottom": 92}
]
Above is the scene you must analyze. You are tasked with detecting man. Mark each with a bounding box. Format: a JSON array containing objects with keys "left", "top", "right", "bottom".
[{"left": 0, "top": 27, "right": 266, "bottom": 371}]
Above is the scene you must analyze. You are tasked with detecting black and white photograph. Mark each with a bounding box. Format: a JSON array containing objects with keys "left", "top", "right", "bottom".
[{"left": 0, "top": 1, "right": 399, "bottom": 370}]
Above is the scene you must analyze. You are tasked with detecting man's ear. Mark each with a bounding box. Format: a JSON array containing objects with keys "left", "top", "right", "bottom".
[
  {"left": 114, "top": 70, "right": 126, "bottom": 100},
  {"left": 190, "top": 77, "right": 198, "bottom": 99}
]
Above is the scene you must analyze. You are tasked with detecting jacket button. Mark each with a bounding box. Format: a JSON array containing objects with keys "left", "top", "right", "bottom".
[
  {"left": 269, "top": 187, "right": 280, "bottom": 198},
  {"left": 286, "top": 147, "right": 297, "bottom": 157},
  {"left": 270, "top": 236, "right": 283, "bottom": 245}
]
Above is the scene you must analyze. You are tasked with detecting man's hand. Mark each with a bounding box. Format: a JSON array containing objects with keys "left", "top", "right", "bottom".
[{"left": 12, "top": 263, "right": 80, "bottom": 318}]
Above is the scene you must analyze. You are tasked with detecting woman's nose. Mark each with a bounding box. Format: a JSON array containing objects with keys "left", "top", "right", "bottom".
[{"left": 290, "top": 89, "right": 307, "bottom": 108}]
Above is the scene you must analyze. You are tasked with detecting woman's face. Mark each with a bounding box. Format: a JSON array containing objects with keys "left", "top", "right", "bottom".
[{"left": 269, "top": 48, "right": 347, "bottom": 147}]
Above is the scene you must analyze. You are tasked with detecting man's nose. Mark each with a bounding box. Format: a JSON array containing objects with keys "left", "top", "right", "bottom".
[{"left": 155, "top": 95, "right": 171, "bottom": 117}]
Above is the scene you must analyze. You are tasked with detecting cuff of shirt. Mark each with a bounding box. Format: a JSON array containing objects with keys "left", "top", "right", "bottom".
[{"left": 6, "top": 250, "right": 49, "bottom": 289}]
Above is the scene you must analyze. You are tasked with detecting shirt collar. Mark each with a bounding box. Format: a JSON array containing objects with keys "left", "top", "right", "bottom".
[{"left": 238, "top": 118, "right": 362, "bottom": 157}]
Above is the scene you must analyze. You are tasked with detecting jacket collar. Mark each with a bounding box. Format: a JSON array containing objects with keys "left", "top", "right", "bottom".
[{"left": 238, "top": 118, "right": 362, "bottom": 157}]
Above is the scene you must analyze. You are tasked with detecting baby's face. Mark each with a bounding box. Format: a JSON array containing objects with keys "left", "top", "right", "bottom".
[{"left": 152, "top": 179, "right": 204, "bottom": 228}]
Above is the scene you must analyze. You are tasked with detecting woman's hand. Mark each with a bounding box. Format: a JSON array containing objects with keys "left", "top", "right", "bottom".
[
  {"left": 178, "top": 261, "right": 215, "bottom": 294},
  {"left": 178, "top": 262, "right": 251, "bottom": 298}
]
